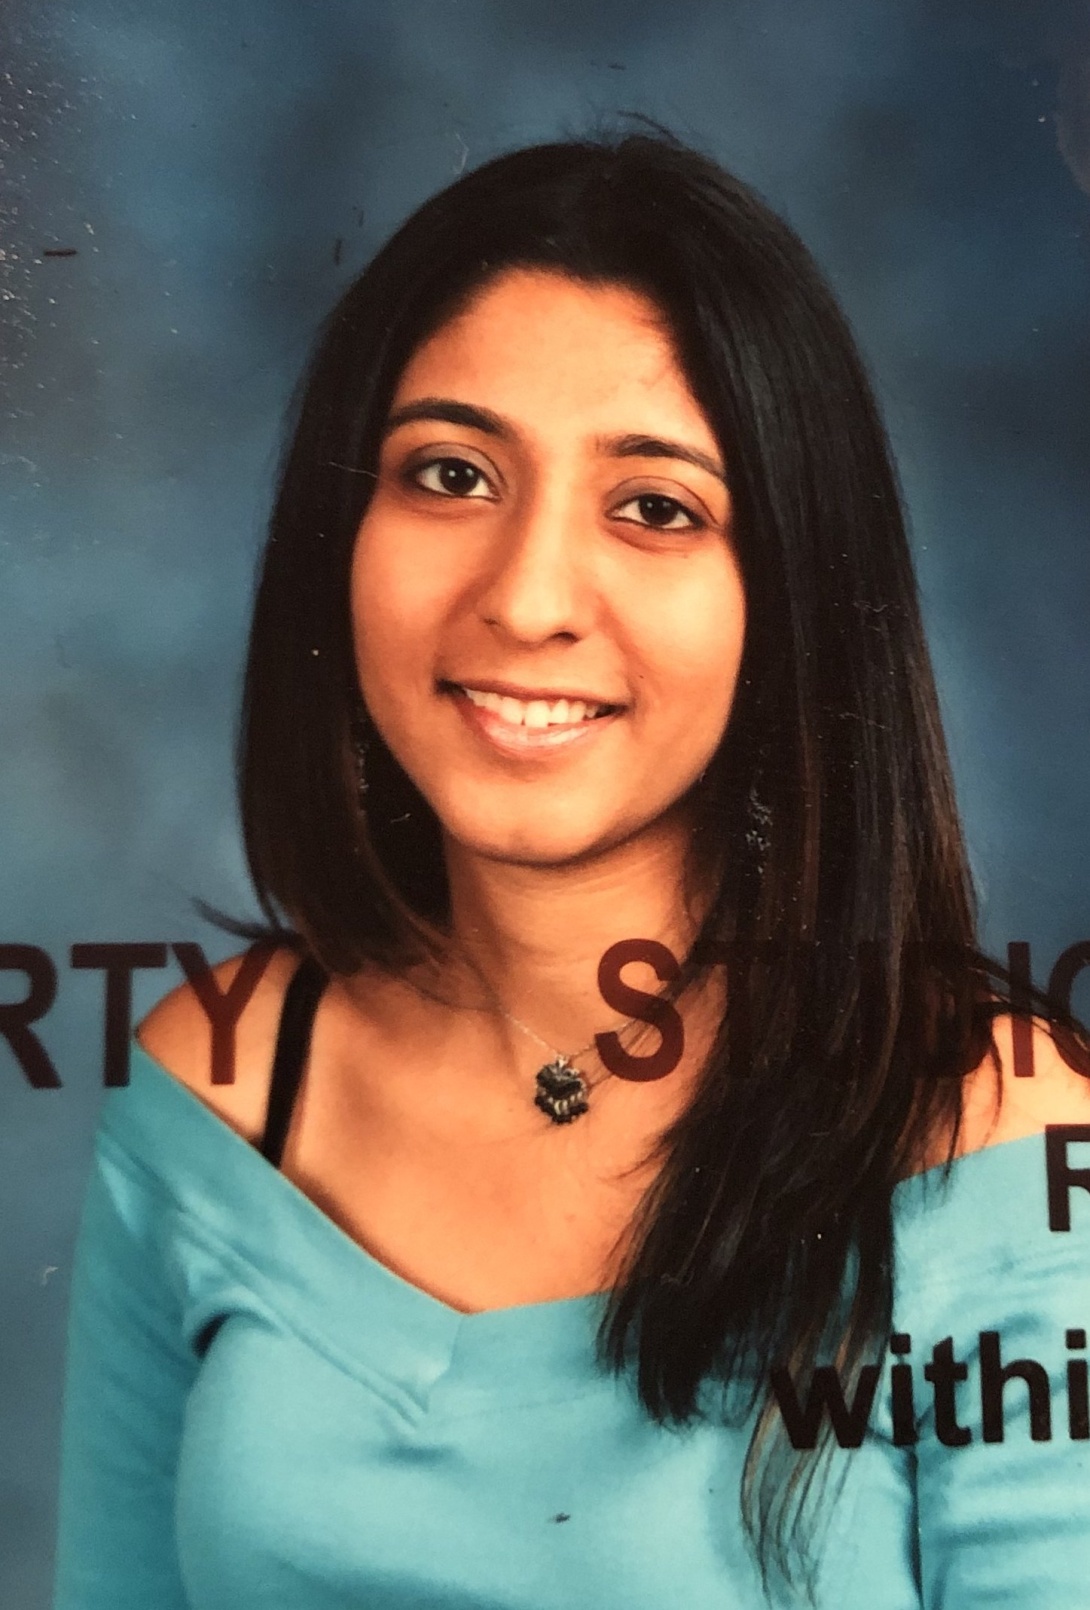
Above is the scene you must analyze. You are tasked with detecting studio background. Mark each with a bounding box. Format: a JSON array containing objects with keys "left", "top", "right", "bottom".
[{"left": 3, "top": 2, "right": 1089, "bottom": 1603}]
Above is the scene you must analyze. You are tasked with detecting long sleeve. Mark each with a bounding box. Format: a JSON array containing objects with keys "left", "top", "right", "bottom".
[
  {"left": 891, "top": 1135, "right": 1090, "bottom": 1609},
  {"left": 52, "top": 1128, "right": 199, "bottom": 1609}
]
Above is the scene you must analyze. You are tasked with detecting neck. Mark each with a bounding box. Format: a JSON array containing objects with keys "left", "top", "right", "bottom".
[{"left": 435, "top": 813, "right": 709, "bottom": 1048}]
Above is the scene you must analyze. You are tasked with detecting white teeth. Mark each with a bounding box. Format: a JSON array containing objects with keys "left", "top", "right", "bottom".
[{"left": 458, "top": 687, "right": 608, "bottom": 726}]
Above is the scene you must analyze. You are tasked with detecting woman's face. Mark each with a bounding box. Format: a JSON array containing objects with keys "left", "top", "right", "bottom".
[{"left": 351, "top": 268, "right": 746, "bottom": 868}]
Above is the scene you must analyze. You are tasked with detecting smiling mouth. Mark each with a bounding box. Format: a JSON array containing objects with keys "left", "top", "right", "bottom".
[{"left": 439, "top": 681, "right": 624, "bottom": 732}]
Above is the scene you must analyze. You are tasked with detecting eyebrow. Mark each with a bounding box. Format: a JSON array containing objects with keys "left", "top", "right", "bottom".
[
  {"left": 599, "top": 433, "right": 726, "bottom": 484},
  {"left": 382, "top": 398, "right": 726, "bottom": 484},
  {"left": 383, "top": 398, "right": 508, "bottom": 438}
]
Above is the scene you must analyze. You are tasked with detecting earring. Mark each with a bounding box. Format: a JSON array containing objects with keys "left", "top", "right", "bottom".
[
  {"left": 350, "top": 713, "right": 369, "bottom": 804},
  {"left": 744, "top": 781, "right": 772, "bottom": 868}
]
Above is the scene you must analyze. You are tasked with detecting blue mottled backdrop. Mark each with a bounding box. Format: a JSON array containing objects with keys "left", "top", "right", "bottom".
[{"left": 2, "top": 1, "right": 1089, "bottom": 1602}]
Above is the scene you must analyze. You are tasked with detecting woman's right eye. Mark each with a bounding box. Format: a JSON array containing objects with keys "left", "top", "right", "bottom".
[{"left": 412, "top": 457, "right": 492, "bottom": 498}]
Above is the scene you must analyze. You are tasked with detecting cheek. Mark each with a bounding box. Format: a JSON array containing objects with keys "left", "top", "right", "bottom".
[
  {"left": 351, "top": 543, "right": 424, "bottom": 732},
  {"left": 350, "top": 519, "right": 445, "bottom": 689},
  {"left": 634, "top": 563, "right": 747, "bottom": 729}
]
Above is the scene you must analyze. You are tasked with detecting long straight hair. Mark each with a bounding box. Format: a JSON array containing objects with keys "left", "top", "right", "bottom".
[{"left": 232, "top": 130, "right": 1087, "bottom": 1589}]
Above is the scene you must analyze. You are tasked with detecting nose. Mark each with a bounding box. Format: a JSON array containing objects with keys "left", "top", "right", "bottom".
[{"left": 475, "top": 480, "right": 591, "bottom": 646}]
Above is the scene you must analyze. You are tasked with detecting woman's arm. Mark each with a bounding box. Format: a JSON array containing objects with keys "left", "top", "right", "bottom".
[
  {"left": 915, "top": 1019, "right": 1090, "bottom": 1607},
  {"left": 53, "top": 944, "right": 301, "bottom": 1606},
  {"left": 52, "top": 1132, "right": 198, "bottom": 1609},
  {"left": 914, "top": 1246, "right": 1090, "bottom": 1607}
]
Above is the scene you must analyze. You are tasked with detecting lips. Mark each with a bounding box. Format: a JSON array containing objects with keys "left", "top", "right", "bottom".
[
  {"left": 461, "top": 686, "right": 615, "bottom": 728},
  {"left": 440, "top": 679, "right": 624, "bottom": 749}
]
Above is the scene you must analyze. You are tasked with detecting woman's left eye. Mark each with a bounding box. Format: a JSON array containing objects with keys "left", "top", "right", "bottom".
[
  {"left": 413, "top": 457, "right": 492, "bottom": 498},
  {"left": 611, "top": 493, "right": 702, "bottom": 531}
]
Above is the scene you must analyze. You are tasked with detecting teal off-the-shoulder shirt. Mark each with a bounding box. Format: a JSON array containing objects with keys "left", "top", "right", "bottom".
[{"left": 53, "top": 1042, "right": 1090, "bottom": 1608}]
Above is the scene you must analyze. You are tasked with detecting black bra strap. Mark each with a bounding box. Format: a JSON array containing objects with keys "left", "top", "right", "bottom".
[{"left": 258, "top": 954, "right": 330, "bottom": 1168}]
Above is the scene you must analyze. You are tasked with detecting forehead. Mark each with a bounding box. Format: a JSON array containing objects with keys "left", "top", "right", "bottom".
[{"left": 390, "top": 268, "right": 714, "bottom": 442}]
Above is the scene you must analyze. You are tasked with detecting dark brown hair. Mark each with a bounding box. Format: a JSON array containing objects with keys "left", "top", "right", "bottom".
[{"left": 226, "top": 129, "right": 1088, "bottom": 1591}]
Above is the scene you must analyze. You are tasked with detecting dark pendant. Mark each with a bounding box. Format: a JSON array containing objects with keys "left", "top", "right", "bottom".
[{"left": 534, "top": 1057, "right": 590, "bottom": 1124}]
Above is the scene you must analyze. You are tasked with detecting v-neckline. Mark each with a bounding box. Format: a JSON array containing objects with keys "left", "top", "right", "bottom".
[{"left": 125, "top": 1034, "right": 611, "bottom": 1329}]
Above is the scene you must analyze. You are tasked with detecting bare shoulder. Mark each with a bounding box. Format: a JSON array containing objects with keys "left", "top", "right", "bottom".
[
  {"left": 956, "top": 1012, "right": 1090, "bottom": 1157},
  {"left": 135, "top": 944, "right": 304, "bottom": 1143}
]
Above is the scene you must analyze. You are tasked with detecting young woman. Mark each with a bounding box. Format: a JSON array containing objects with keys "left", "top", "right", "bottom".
[{"left": 53, "top": 133, "right": 1090, "bottom": 1608}]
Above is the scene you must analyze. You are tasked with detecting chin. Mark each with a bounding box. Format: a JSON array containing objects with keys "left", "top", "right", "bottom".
[
  {"left": 439, "top": 799, "right": 684, "bottom": 872},
  {"left": 445, "top": 823, "right": 607, "bottom": 869}
]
